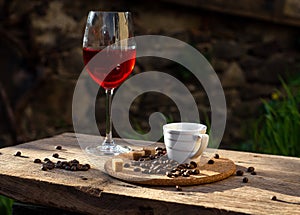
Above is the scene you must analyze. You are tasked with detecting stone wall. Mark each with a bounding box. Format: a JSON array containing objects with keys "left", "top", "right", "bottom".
[{"left": 0, "top": 0, "right": 299, "bottom": 149}]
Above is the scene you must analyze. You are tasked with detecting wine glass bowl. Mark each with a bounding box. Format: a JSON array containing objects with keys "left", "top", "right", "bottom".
[{"left": 82, "top": 11, "right": 136, "bottom": 155}]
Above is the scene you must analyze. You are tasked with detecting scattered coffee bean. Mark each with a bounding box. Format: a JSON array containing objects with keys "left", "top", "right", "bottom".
[
  {"left": 176, "top": 185, "right": 182, "bottom": 191},
  {"left": 247, "top": 167, "right": 255, "bottom": 172},
  {"left": 236, "top": 170, "right": 244, "bottom": 176},
  {"left": 242, "top": 177, "right": 248, "bottom": 183},
  {"left": 44, "top": 158, "right": 50, "bottom": 162},
  {"left": 214, "top": 154, "right": 220, "bottom": 159},
  {"left": 251, "top": 171, "right": 257, "bottom": 175},
  {"left": 271, "top": 196, "right": 277, "bottom": 201},
  {"left": 41, "top": 166, "right": 48, "bottom": 171},
  {"left": 14, "top": 151, "right": 21, "bottom": 156},
  {"left": 208, "top": 159, "right": 214, "bottom": 164},
  {"left": 34, "top": 158, "right": 42, "bottom": 163},
  {"left": 134, "top": 167, "right": 141, "bottom": 172},
  {"left": 55, "top": 145, "right": 62, "bottom": 150},
  {"left": 81, "top": 177, "right": 88, "bottom": 180},
  {"left": 52, "top": 153, "right": 59, "bottom": 158},
  {"left": 124, "top": 163, "right": 130, "bottom": 168}
]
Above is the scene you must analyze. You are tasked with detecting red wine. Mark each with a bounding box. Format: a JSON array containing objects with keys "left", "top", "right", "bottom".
[{"left": 83, "top": 47, "right": 136, "bottom": 89}]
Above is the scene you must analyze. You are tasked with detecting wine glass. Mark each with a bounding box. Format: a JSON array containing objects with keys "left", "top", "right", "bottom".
[{"left": 82, "top": 11, "right": 136, "bottom": 155}]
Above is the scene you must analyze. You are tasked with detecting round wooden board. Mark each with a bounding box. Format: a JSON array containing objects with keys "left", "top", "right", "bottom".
[{"left": 104, "top": 152, "right": 236, "bottom": 186}]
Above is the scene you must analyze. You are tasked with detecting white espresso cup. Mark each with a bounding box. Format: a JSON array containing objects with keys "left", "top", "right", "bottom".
[{"left": 163, "top": 122, "right": 209, "bottom": 164}]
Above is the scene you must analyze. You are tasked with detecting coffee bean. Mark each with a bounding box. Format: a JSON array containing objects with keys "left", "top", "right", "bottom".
[
  {"left": 14, "top": 151, "right": 21, "bottom": 156},
  {"left": 155, "top": 147, "right": 163, "bottom": 151},
  {"left": 166, "top": 171, "right": 173, "bottom": 177},
  {"left": 44, "top": 158, "right": 50, "bottom": 162},
  {"left": 271, "top": 196, "right": 277, "bottom": 201},
  {"left": 189, "top": 161, "right": 197, "bottom": 169},
  {"left": 149, "top": 169, "right": 155, "bottom": 174},
  {"left": 81, "top": 166, "right": 89, "bottom": 171},
  {"left": 176, "top": 185, "right": 182, "bottom": 191},
  {"left": 171, "top": 168, "right": 177, "bottom": 173},
  {"left": 247, "top": 167, "right": 255, "bottom": 172},
  {"left": 172, "top": 172, "right": 180, "bottom": 177},
  {"left": 183, "top": 172, "right": 190, "bottom": 177},
  {"left": 44, "top": 162, "right": 54, "bottom": 170},
  {"left": 34, "top": 158, "right": 42, "bottom": 163},
  {"left": 156, "top": 169, "right": 164, "bottom": 174},
  {"left": 124, "top": 163, "right": 130, "bottom": 168},
  {"left": 76, "top": 164, "right": 83, "bottom": 170},
  {"left": 178, "top": 164, "right": 186, "bottom": 169},
  {"left": 70, "top": 159, "right": 79, "bottom": 164},
  {"left": 236, "top": 170, "right": 244, "bottom": 176},
  {"left": 55, "top": 162, "right": 62, "bottom": 168},
  {"left": 192, "top": 169, "right": 200, "bottom": 175},
  {"left": 55, "top": 145, "right": 62, "bottom": 150},
  {"left": 41, "top": 166, "right": 48, "bottom": 171},
  {"left": 251, "top": 171, "right": 257, "bottom": 175},
  {"left": 81, "top": 177, "right": 88, "bottom": 180},
  {"left": 134, "top": 167, "right": 141, "bottom": 172},
  {"left": 83, "top": 164, "right": 91, "bottom": 169},
  {"left": 71, "top": 166, "right": 77, "bottom": 171},
  {"left": 142, "top": 169, "right": 150, "bottom": 174},
  {"left": 52, "top": 153, "right": 59, "bottom": 158},
  {"left": 242, "top": 177, "right": 249, "bottom": 183},
  {"left": 214, "top": 154, "right": 220, "bottom": 159},
  {"left": 208, "top": 159, "right": 214, "bottom": 164},
  {"left": 61, "top": 161, "right": 68, "bottom": 167}
]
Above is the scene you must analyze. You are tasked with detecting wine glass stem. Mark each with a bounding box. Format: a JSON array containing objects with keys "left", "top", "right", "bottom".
[{"left": 104, "top": 88, "right": 114, "bottom": 146}]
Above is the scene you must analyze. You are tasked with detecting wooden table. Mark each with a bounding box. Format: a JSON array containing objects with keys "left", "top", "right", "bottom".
[{"left": 0, "top": 133, "right": 299, "bottom": 215}]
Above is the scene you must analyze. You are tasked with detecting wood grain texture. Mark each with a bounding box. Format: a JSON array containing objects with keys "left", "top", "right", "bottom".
[{"left": 0, "top": 133, "right": 299, "bottom": 215}]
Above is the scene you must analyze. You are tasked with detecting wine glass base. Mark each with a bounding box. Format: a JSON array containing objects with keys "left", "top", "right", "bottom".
[{"left": 86, "top": 144, "right": 131, "bottom": 156}]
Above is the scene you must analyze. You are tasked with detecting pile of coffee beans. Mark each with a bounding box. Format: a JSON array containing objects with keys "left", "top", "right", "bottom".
[
  {"left": 124, "top": 147, "right": 203, "bottom": 178},
  {"left": 37, "top": 158, "right": 90, "bottom": 172},
  {"left": 125, "top": 153, "right": 179, "bottom": 175},
  {"left": 166, "top": 161, "right": 200, "bottom": 178}
]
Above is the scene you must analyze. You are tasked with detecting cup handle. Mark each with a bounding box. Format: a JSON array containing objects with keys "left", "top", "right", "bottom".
[{"left": 190, "top": 134, "right": 209, "bottom": 159}]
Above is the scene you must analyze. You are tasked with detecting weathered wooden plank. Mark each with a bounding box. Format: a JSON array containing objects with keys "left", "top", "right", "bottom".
[{"left": 0, "top": 133, "right": 299, "bottom": 215}]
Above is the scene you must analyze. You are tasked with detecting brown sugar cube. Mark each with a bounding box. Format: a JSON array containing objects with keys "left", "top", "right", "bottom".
[
  {"left": 143, "top": 148, "right": 156, "bottom": 156},
  {"left": 132, "top": 151, "right": 145, "bottom": 161},
  {"left": 112, "top": 158, "right": 124, "bottom": 172}
]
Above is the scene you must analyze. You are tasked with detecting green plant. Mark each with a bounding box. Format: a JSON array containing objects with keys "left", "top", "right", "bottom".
[
  {"left": 252, "top": 78, "right": 300, "bottom": 157},
  {"left": 0, "top": 195, "right": 13, "bottom": 215}
]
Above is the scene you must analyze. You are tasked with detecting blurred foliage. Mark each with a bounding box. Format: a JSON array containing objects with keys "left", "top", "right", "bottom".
[
  {"left": 0, "top": 195, "right": 13, "bottom": 215},
  {"left": 250, "top": 76, "right": 300, "bottom": 157}
]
